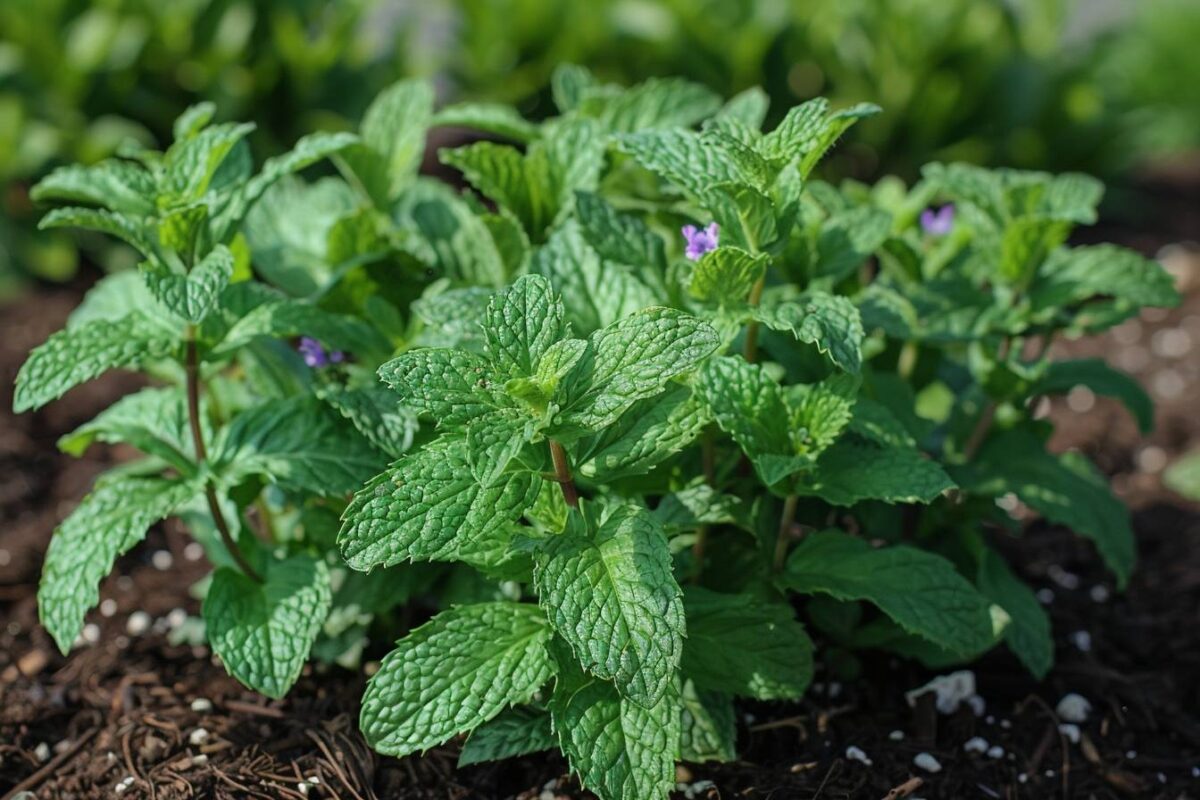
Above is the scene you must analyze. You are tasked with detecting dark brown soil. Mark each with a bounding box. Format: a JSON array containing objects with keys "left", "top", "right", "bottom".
[{"left": 2, "top": 185, "right": 1199, "bottom": 799}]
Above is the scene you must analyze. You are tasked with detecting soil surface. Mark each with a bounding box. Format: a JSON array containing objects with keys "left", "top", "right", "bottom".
[{"left": 2, "top": 175, "right": 1198, "bottom": 799}]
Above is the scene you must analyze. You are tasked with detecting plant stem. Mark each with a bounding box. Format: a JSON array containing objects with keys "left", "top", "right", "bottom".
[
  {"left": 742, "top": 275, "right": 767, "bottom": 363},
  {"left": 962, "top": 337, "right": 1012, "bottom": 463},
  {"left": 549, "top": 440, "right": 579, "bottom": 508},
  {"left": 186, "top": 333, "right": 262, "bottom": 583},
  {"left": 772, "top": 494, "right": 800, "bottom": 573}
]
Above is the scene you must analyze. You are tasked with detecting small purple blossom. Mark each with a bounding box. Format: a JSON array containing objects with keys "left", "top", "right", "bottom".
[
  {"left": 682, "top": 222, "right": 720, "bottom": 261},
  {"left": 920, "top": 204, "right": 955, "bottom": 236},
  {"left": 298, "top": 336, "right": 344, "bottom": 368}
]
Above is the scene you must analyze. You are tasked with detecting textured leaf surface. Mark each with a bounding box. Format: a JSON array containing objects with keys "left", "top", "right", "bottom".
[
  {"left": 339, "top": 439, "right": 540, "bottom": 568},
  {"left": 535, "top": 505, "right": 683, "bottom": 707},
  {"left": 321, "top": 387, "right": 418, "bottom": 458},
  {"left": 689, "top": 247, "right": 768, "bottom": 305},
  {"left": 557, "top": 309, "right": 719, "bottom": 432},
  {"left": 578, "top": 77, "right": 720, "bottom": 133},
  {"left": 617, "top": 129, "right": 745, "bottom": 198},
  {"left": 550, "top": 650, "right": 679, "bottom": 800},
  {"left": 780, "top": 530, "right": 995, "bottom": 656},
  {"left": 577, "top": 386, "right": 709, "bottom": 481},
  {"left": 361, "top": 603, "right": 553, "bottom": 755},
  {"left": 682, "top": 588, "right": 813, "bottom": 700},
  {"left": 39, "top": 207, "right": 152, "bottom": 254},
  {"left": 432, "top": 103, "right": 539, "bottom": 143},
  {"left": 31, "top": 159, "right": 156, "bottom": 214},
  {"left": 755, "top": 293, "right": 864, "bottom": 373},
  {"left": 574, "top": 191, "right": 666, "bottom": 271},
  {"left": 359, "top": 79, "right": 434, "bottom": 199},
  {"left": 378, "top": 348, "right": 505, "bottom": 427},
  {"left": 58, "top": 386, "right": 196, "bottom": 470},
  {"left": 143, "top": 245, "right": 234, "bottom": 323},
  {"left": 485, "top": 274, "right": 565, "bottom": 378},
  {"left": 679, "top": 681, "right": 736, "bottom": 763},
  {"left": 802, "top": 440, "right": 954, "bottom": 505},
  {"left": 952, "top": 429, "right": 1135, "bottom": 587},
  {"left": 39, "top": 477, "right": 198, "bottom": 653},
  {"left": 216, "top": 300, "right": 389, "bottom": 358},
  {"left": 204, "top": 555, "right": 332, "bottom": 699},
  {"left": 14, "top": 314, "right": 179, "bottom": 412},
  {"left": 458, "top": 707, "right": 555, "bottom": 767},
  {"left": 216, "top": 396, "right": 384, "bottom": 495},
  {"left": 1030, "top": 245, "right": 1179, "bottom": 313}
]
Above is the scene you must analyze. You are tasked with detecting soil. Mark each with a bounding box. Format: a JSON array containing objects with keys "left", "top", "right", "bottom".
[{"left": 2, "top": 176, "right": 1198, "bottom": 799}]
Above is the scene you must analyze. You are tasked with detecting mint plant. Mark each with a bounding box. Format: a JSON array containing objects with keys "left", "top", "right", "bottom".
[{"left": 16, "top": 65, "right": 1179, "bottom": 800}]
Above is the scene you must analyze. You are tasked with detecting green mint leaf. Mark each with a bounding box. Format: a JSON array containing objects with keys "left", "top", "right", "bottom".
[
  {"left": 802, "top": 440, "right": 955, "bottom": 505},
  {"left": 320, "top": 387, "right": 418, "bottom": 459},
  {"left": 951, "top": 429, "right": 1135, "bottom": 587},
  {"left": 549, "top": 646, "right": 680, "bottom": 800},
  {"left": 1028, "top": 358, "right": 1153, "bottom": 433},
  {"left": 679, "top": 681, "right": 736, "bottom": 763},
  {"left": 360, "top": 603, "right": 553, "bottom": 756},
  {"left": 485, "top": 274, "right": 566, "bottom": 378},
  {"left": 1029, "top": 244, "right": 1180, "bottom": 318},
  {"left": 577, "top": 385, "right": 710, "bottom": 481},
  {"left": 556, "top": 308, "right": 720, "bottom": 433},
  {"left": 532, "top": 220, "right": 660, "bottom": 336},
  {"left": 204, "top": 554, "right": 332, "bottom": 699},
  {"left": 38, "top": 476, "right": 198, "bottom": 653},
  {"left": 682, "top": 587, "right": 814, "bottom": 700},
  {"left": 617, "top": 129, "right": 745, "bottom": 199},
  {"left": 395, "top": 181, "right": 510, "bottom": 287},
  {"left": 813, "top": 206, "right": 893, "bottom": 283},
  {"left": 706, "top": 182, "right": 777, "bottom": 252},
  {"left": 162, "top": 121, "right": 257, "bottom": 202},
  {"left": 458, "top": 706, "right": 556, "bottom": 767},
  {"left": 754, "top": 292, "right": 865, "bottom": 374},
  {"left": 780, "top": 530, "right": 996, "bottom": 656},
  {"left": 412, "top": 286, "right": 493, "bottom": 350},
  {"left": 577, "top": 77, "right": 721, "bottom": 133},
  {"left": 574, "top": 191, "right": 667, "bottom": 272},
  {"left": 31, "top": 159, "right": 156, "bottom": 215},
  {"left": 214, "top": 396, "right": 385, "bottom": 496},
  {"left": 465, "top": 408, "right": 534, "bottom": 486},
  {"left": 156, "top": 204, "right": 210, "bottom": 255},
  {"left": 14, "top": 313, "right": 179, "bottom": 413},
  {"left": 216, "top": 299, "right": 389, "bottom": 359},
  {"left": 758, "top": 98, "right": 829, "bottom": 164},
  {"left": 715, "top": 87, "right": 770, "bottom": 130},
  {"left": 358, "top": 79, "right": 434, "bottom": 201},
  {"left": 339, "top": 438, "right": 540, "bottom": 569},
  {"left": 377, "top": 348, "right": 505, "bottom": 427},
  {"left": 534, "top": 503, "right": 684, "bottom": 708},
  {"left": 551, "top": 63, "right": 597, "bottom": 113},
  {"left": 689, "top": 246, "right": 768, "bottom": 305},
  {"left": 58, "top": 386, "right": 198, "bottom": 472},
  {"left": 998, "top": 217, "right": 1071, "bottom": 286},
  {"left": 788, "top": 373, "right": 859, "bottom": 457},
  {"left": 1165, "top": 451, "right": 1200, "bottom": 502},
  {"left": 38, "top": 207, "right": 152, "bottom": 255},
  {"left": 431, "top": 102, "right": 539, "bottom": 143},
  {"left": 142, "top": 245, "right": 234, "bottom": 323},
  {"left": 439, "top": 142, "right": 547, "bottom": 236},
  {"left": 977, "top": 548, "right": 1053, "bottom": 679},
  {"left": 172, "top": 101, "right": 217, "bottom": 140}
]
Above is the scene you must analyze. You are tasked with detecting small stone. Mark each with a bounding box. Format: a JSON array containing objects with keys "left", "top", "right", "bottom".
[
  {"left": 986, "top": 745, "right": 1004, "bottom": 759},
  {"left": 192, "top": 753, "right": 208, "bottom": 766},
  {"left": 33, "top": 742, "right": 50, "bottom": 762},
  {"left": 966, "top": 695, "right": 986, "bottom": 717},
  {"left": 115, "top": 776, "right": 135, "bottom": 794},
  {"left": 1089, "top": 585, "right": 1110, "bottom": 603},
  {"left": 188, "top": 728, "right": 209, "bottom": 746},
  {"left": 1048, "top": 565, "right": 1080, "bottom": 590},
  {"left": 126, "top": 611, "right": 151, "bottom": 637},
  {"left": 963, "top": 736, "right": 989, "bottom": 754},
  {"left": 183, "top": 542, "right": 205, "bottom": 561},
  {"left": 1018, "top": 773, "right": 1028, "bottom": 784},
  {"left": 1126, "top": 750, "right": 1137, "bottom": 760},
  {"left": 99, "top": 599, "right": 118, "bottom": 617},
  {"left": 888, "top": 730, "right": 905, "bottom": 741},
  {"left": 913, "top": 752, "right": 942, "bottom": 773},
  {"left": 1058, "top": 723, "right": 1081, "bottom": 744},
  {"left": 1157, "top": 772, "right": 1167, "bottom": 784},
  {"left": 1000, "top": 719, "right": 1012, "bottom": 730},
  {"left": 1137, "top": 446, "right": 1169, "bottom": 474},
  {"left": 905, "top": 670, "right": 976, "bottom": 714},
  {"left": 151, "top": 550, "right": 173, "bottom": 570},
  {"left": 82, "top": 623, "right": 100, "bottom": 644},
  {"left": 845, "top": 745, "right": 872, "bottom": 766},
  {"left": 1056, "top": 693, "right": 1092, "bottom": 723},
  {"left": 167, "top": 608, "right": 188, "bottom": 628},
  {"left": 1037, "top": 588, "right": 1055, "bottom": 605},
  {"left": 1069, "top": 630, "right": 1092, "bottom": 652},
  {"left": 190, "top": 698, "right": 213, "bottom": 713},
  {"left": 1066, "top": 386, "right": 1096, "bottom": 413},
  {"left": 1045, "top": 769, "right": 1056, "bottom": 778}
]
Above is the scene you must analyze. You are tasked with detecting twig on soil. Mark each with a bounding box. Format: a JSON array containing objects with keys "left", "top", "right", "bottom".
[
  {"left": 880, "top": 776, "right": 924, "bottom": 800},
  {"left": 0, "top": 727, "right": 99, "bottom": 800},
  {"left": 306, "top": 729, "right": 369, "bottom": 800},
  {"left": 224, "top": 699, "right": 285, "bottom": 718}
]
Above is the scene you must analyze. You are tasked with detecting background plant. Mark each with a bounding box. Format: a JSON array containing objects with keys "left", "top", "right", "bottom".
[{"left": 15, "top": 67, "right": 1180, "bottom": 800}]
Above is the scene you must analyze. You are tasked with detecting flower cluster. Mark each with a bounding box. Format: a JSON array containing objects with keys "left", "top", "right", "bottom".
[{"left": 298, "top": 336, "right": 344, "bottom": 368}]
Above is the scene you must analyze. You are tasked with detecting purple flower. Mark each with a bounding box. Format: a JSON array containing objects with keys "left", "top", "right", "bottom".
[
  {"left": 298, "top": 336, "right": 344, "bottom": 368},
  {"left": 920, "top": 204, "right": 955, "bottom": 236},
  {"left": 682, "top": 222, "right": 720, "bottom": 261}
]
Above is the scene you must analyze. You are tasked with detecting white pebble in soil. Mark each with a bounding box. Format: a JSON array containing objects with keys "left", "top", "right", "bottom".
[
  {"left": 1059, "top": 723, "right": 1081, "bottom": 744},
  {"left": 1116, "top": 345, "right": 1150, "bottom": 373},
  {"left": 1090, "top": 585, "right": 1111, "bottom": 603},
  {"left": 889, "top": 730, "right": 905, "bottom": 741},
  {"left": 151, "top": 550, "right": 173, "bottom": 571},
  {"left": 845, "top": 745, "right": 872, "bottom": 766},
  {"left": 1048, "top": 565, "right": 1081, "bottom": 590},
  {"left": 1056, "top": 693, "right": 1093, "bottom": 723},
  {"left": 167, "top": 608, "right": 188, "bottom": 629},
  {"left": 183, "top": 542, "right": 205, "bottom": 561},
  {"left": 190, "top": 698, "right": 213, "bottom": 713},
  {"left": 126, "top": 611, "right": 152, "bottom": 637},
  {"left": 905, "top": 670, "right": 976, "bottom": 715},
  {"left": 188, "top": 728, "right": 209, "bottom": 746},
  {"left": 1069, "top": 630, "right": 1093, "bottom": 652},
  {"left": 913, "top": 753, "right": 942, "bottom": 773},
  {"left": 115, "top": 776, "right": 135, "bottom": 794},
  {"left": 1112, "top": 320, "right": 1142, "bottom": 345},
  {"left": 1066, "top": 386, "right": 1096, "bottom": 413},
  {"left": 966, "top": 694, "right": 986, "bottom": 716},
  {"left": 1037, "top": 588, "right": 1056, "bottom": 605},
  {"left": 33, "top": 742, "right": 50, "bottom": 762},
  {"left": 1152, "top": 369, "right": 1186, "bottom": 400},
  {"left": 963, "top": 736, "right": 989, "bottom": 754},
  {"left": 986, "top": 745, "right": 1005, "bottom": 759}
]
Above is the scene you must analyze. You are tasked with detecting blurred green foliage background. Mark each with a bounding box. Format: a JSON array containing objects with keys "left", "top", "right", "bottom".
[{"left": 1, "top": 0, "right": 1197, "bottom": 295}]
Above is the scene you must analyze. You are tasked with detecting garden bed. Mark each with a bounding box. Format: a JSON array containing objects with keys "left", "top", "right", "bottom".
[{"left": 2, "top": 183, "right": 1198, "bottom": 799}]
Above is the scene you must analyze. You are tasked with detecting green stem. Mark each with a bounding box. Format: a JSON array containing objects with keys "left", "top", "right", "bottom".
[
  {"left": 186, "top": 333, "right": 262, "bottom": 583},
  {"left": 549, "top": 440, "right": 579, "bottom": 508},
  {"left": 772, "top": 494, "right": 800, "bottom": 573},
  {"left": 742, "top": 275, "right": 767, "bottom": 363},
  {"left": 691, "top": 429, "right": 718, "bottom": 581},
  {"left": 962, "top": 338, "right": 1012, "bottom": 463}
]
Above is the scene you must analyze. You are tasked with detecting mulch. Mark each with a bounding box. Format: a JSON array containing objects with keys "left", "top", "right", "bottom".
[{"left": 2, "top": 174, "right": 1198, "bottom": 799}]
